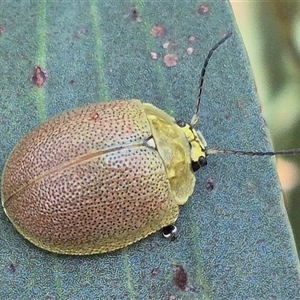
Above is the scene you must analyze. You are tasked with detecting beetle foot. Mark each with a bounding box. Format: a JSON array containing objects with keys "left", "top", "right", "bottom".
[{"left": 162, "top": 225, "right": 177, "bottom": 241}]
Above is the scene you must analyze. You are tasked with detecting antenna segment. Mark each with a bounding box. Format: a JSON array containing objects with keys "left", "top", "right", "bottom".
[
  {"left": 191, "top": 32, "right": 233, "bottom": 126},
  {"left": 207, "top": 148, "right": 300, "bottom": 156}
]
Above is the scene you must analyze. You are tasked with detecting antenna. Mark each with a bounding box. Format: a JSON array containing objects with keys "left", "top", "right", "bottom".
[
  {"left": 207, "top": 148, "right": 300, "bottom": 157},
  {"left": 190, "top": 32, "right": 300, "bottom": 159},
  {"left": 191, "top": 32, "right": 233, "bottom": 126}
]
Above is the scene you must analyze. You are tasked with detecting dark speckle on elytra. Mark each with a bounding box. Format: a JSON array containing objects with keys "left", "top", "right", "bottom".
[
  {"left": 69, "top": 79, "right": 76, "bottom": 84},
  {"left": 88, "top": 112, "right": 99, "bottom": 121},
  {"left": 206, "top": 177, "right": 215, "bottom": 192},
  {"left": 7, "top": 263, "right": 16, "bottom": 273},
  {"left": 198, "top": 3, "right": 210, "bottom": 15},
  {"left": 174, "top": 265, "right": 188, "bottom": 291},
  {"left": 45, "top": 296, "right": 55, "bottom": 300}
]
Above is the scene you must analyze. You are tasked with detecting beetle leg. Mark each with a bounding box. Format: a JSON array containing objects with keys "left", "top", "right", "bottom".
[{"left": 162, "top": 225, "right": 177, "bottom": 241}]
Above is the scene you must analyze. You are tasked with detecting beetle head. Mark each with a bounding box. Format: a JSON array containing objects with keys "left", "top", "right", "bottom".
[{"left": 176, "top": 120, "right": 207, "bottom": 172}]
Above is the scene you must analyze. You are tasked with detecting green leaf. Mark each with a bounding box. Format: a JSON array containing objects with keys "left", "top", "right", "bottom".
[{"left": 0, "top": 1, "right": 299, "bottom": 299}]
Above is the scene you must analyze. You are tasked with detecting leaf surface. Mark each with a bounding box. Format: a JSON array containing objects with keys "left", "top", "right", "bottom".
[{"left": 0, "top": 1, "right": 299, "bottom": 299}]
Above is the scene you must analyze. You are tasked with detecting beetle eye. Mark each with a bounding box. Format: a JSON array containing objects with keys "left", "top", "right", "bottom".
[
  {"left": 176, "top": 120, "right": 186, "bottom": 127},
  {"left": 162, "top": 225, "right": 177, "bottom": 241},
  {"left": 191, "top": 156, "right": 207, "bottom": 172},
  {"left": 199, "top": 156, "right": 207, "bottom": 167},
  {"left": 191, "top": 161, "right": 200, "bottom": 172}
]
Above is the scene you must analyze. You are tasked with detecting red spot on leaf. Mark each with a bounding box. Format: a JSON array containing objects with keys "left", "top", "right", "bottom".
[
  {"left": 164, "top": 54, "right": 178, "bottom": 67},
  {"left": 198, "top": 3, "right": 210, "bottom": 15},
  {"left": 174, "top": 265, "right": 188, "bottom": 291},
  {"left": 31, "top": 66, "right": 46, "bottom": 88},
  {"left": 151, "top": 25, "right": 165, "bottom": 37}
]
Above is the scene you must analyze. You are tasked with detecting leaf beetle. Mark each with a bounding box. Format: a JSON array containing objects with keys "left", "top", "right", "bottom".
[{"left": 7, "top": 32, "right": 284, "bottom": 255}]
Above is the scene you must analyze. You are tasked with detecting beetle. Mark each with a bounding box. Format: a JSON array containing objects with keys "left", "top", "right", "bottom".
[
  {"left": 2, "top": 34, "right": 234, "bottom": 255},
  {"left": 3, "top": 32, "right": 297, "bottom": 255}
]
